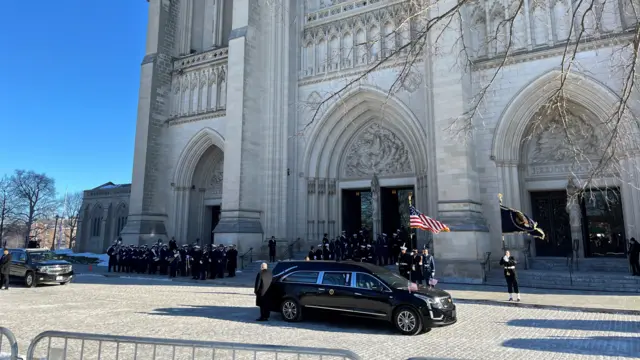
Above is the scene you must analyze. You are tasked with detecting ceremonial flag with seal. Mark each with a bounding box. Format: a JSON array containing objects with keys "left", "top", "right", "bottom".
[
  {"left": 409, "top": 205, "right": 450, "bottom": 234},
  {"left": 499, "top": 194, "right": 545, "bottom": 240}
]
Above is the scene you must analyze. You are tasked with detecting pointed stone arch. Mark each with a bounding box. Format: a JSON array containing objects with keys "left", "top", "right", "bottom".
[
  {"left": 173, "top": 127, "right": 225, "bottom": 187},
  {"left": 303, "top": 85, "right": 428, "bottom": 179}
]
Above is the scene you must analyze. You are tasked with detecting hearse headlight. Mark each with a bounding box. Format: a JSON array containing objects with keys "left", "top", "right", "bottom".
[
  {"left": 36, "top": 266, "right": 51, "bottom": 273},
  {"left": 414, "top": 294, "right": 443, "bottom": 309}
]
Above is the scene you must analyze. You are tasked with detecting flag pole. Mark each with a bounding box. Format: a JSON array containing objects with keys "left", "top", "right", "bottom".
[{"left": 498, "top": 193, "right": 506, "bottom": 252}]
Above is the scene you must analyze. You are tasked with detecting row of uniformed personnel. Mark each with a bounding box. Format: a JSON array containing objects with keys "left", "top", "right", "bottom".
[{"left": 106, "top": 238, "right": 238, "bottom": 279}]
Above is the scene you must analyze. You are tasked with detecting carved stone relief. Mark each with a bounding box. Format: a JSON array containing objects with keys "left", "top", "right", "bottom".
[
  {"left": 308, "top": 178, "right": 317, "bottom": 194},
  {"left": 529, "top": 113, "right": 600, "bottom": 165},
  {"left": 206, "top": 160, "right": 224, "bottom": 197},
  {"left": 401, "top": 71, "right": 423, "bottom": 93},
  {"left": 328, "top": 179, "right": 337, "bottom": 195},
  {"left": 317, "top": 178, "right": 326, "bottom": 194},
  {"left": 343, "top": 123, "right": 414, "bottom": 178}
]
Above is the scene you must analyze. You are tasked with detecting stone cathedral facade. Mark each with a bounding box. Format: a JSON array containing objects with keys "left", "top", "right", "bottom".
[{"left": 117, "top": 0, "right": 640, "bottom": 281}]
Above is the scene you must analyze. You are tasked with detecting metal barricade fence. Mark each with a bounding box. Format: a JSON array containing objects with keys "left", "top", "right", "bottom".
[
  {"left": 0, "top": 327, "right": 20, "bottom": 360},
  {"left": 26, "top": 331, "right": 362, "bottom": 360}
]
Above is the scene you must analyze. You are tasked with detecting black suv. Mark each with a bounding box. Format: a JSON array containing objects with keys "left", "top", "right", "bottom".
[
  {"left": 267, "top": 261, "right": 456, "bottom": 335},
  {"left": 2, "top": 248, "right": 74, "bottom": 287}
]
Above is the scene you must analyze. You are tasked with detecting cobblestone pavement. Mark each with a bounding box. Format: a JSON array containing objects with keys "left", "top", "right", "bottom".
[{"left": 1, "top": 276, "right": 638, "bottom": 360}]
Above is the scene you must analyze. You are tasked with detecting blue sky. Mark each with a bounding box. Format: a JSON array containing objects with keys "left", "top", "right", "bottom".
[{"left": 0, "top": 1, "right": 148, "bottom": 195}]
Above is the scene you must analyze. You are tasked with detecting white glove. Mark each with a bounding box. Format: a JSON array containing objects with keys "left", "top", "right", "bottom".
[{"left": 431, "top": 272, "right": 435, "bottom": 277}]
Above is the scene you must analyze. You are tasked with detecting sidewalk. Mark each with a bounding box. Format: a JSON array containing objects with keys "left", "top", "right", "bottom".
[{"left": 73, "top": 265, "right": 640, "bottom": 315}]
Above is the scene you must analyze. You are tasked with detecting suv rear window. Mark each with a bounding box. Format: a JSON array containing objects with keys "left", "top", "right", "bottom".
[{"left": 282, "top": 271, "right": 319, "bottom": 284}]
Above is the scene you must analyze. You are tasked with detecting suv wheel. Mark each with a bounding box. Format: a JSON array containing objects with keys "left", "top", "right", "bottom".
[
  {"left": 281, "top": 298, "right": 302, "bottom": 322},
  {"left": 394, "top": 306, "right": 422, "bottom": 335},
  {"left": 25, "top": 272, "right": 36, "bottom": 288}
]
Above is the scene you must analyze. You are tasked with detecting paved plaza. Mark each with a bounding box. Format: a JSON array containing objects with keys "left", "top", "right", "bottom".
[{"left": 1, "top": 275, "right": 638, "bottom": 360}]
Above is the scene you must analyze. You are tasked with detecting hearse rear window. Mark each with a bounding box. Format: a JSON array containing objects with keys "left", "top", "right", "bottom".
[{"left": 282, "top": 271, "right": 319, "bottom": 284}]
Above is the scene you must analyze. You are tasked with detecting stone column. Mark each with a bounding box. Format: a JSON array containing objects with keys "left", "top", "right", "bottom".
[
  {"left": 213, "top": 0, "right": 266, "bottom": 253},
  {"left": 428, "top": 0, "right": 490, "bottom": 284},
  {"left": 371, "top": 174, "right": 381, "bottom": 239},
  {"left": 202, "top": 0, "right": 215, "bottom": 49},
  {"left": 121, "top": 0, "right": 178, "bottom": 245}
]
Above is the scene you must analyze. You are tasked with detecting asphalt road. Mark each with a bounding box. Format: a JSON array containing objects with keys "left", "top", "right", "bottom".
[{"left": 0, "top": 275, "right": 638, "bottom": 360}]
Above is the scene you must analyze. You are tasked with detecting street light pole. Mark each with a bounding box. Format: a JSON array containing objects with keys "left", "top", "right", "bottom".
[{"left": 51, "top": 215, "right": 59, "bottom": 251}]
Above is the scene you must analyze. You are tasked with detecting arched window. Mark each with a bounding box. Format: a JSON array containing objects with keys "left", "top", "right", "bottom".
[
  {"left": 90, "top": 205, "right": 103, "bottom": 237},
  {"left": 115, "top": 203, "right": 128, "bottom": 236}
]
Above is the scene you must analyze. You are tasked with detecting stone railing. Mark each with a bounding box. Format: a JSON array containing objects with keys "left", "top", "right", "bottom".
[
  {"left": 465, "top": 0, "right": 638, "bottom": 63},
  {"left": 168, "top": 47, "right": 228, "bottom": 121}
]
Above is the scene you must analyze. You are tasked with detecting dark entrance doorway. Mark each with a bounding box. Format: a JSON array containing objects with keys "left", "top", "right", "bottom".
[
  {"left": 530, "top": 191, "right": 572, "bottom": 257},
  {"left": 380, "top": 186, "right": 415, "bottom": 247},
  {"left": 210, "top": 205, "right": 221, "bottom": 245},
  {"left": 582, "top": 188, "right": 626, "bottom": 258},
  {"left": 342, "top": 189, "right": 369, "bottom": 236}
]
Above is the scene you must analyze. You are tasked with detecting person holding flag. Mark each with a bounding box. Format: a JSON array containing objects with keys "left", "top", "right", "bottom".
[{"left": 498, "top": 193, "right": 545, "bottom": 301}]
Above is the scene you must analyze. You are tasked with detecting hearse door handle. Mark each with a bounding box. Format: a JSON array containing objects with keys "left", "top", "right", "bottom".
[
  {"left": 318, "top": 288, "right": 325, "bottom": 292},
  {"left": 354, "top": 292, "right": 362, "bottom": 296}
]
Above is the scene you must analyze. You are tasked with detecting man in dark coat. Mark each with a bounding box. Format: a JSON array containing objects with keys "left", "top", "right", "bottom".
[
  {"left": 629, "top": 237, "right": 640, "bottom": 276},
  {"left": 0, "top": 248, "right": 11, "bottom": 290},
  {"left": 254, "top": 262, "right": 273, "bottom": 321},
  {"left": 268, "top": 236, "right": 277, "bottom": 263},
  {"left": 227, "top": 245, "right": 238, "bottom": 277}
]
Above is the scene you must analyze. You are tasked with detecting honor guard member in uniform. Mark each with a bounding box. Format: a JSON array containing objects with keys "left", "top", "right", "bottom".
[
  {"left": 500, "top": 250, "right": 520, "bottom": 301},
  {"left": 322, "top": 233, "right": 329, "bottom": 246},
  {"left": 411, "top": 248, "right": 423, "bottom": 284},
  {"left": 190, "top": 245, "right": 202, "bottom": 280},
  {"left": 268, "top": 236, "right": 277, "bottom": 263},
  {"left": 308, "top": 246, "right": 316, "bottom": 260},
  {"left": 396, "top": 244, "right": 412, "bottom": 280},
  {"left": 169, "top": 245, "right": 180, "bottom": 278},
  {"left": 107, "top": 238, "right": 121, "bottom": 272},
  {"left": 334, "top": 237, "right": 343, "bottom": 261},
  {"left": 391, "top": 233, "right": 400, "bottom": 264},
  {"left": 365, "top": 244, "right": 374, "bottom": 263},
  {"left": 421, "top": 247, "right": 435, "bottom": 285},
  {"left": 314, "top": 245, "right": 323, "bottom": 260},
  {"left": 216, "top": 244, "right": 227, "bottom": 278},
  {"left": 376, "top": 234, "right": 386, "bottom": 266},
  {"left": 340, "top": 231, "right": 348, "bottom": 244},
  {"left": 227, "top": 245, "right": 238, "bottom": 277},
  {"left": 199, "top": 245, "right": 210, "bottom": 280},
  {"left": 179, "top": 245, "right": 188, "bottom": 276},
  {"left": 322, "top": 243, "right": 331, "bottom": 260}
]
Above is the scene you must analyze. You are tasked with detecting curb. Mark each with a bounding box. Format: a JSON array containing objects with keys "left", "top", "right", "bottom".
[
  {"left": 454, "top": 298, "right": 640, "bottom": 316},
  {"left": 77, "top": 273, "right": 253, "bottom": 288}
]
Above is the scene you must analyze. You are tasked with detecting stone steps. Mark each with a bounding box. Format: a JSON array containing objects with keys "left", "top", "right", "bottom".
[
  {"left": 485, "top": 269, "right": 640, "bottom": 293},
  {"left": 528, "top": 257, "right": 630, "bottom": 273}
]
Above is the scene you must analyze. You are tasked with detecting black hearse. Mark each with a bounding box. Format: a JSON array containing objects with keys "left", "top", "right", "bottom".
[
  {"left": 2, "top": 248, "right": 74, "bottom": 287},
  {"left": 267, "top": 261, "right": 456, "bottom": 335}
]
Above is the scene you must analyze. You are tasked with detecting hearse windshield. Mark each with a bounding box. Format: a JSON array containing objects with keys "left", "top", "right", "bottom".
[{"left": 373, "top": 268, "right": 409, "bottom": 289}]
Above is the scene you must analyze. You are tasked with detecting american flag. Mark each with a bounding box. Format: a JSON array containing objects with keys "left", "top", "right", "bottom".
[{"left": 409, "top": 205, "right": 450, "bottom": 233}]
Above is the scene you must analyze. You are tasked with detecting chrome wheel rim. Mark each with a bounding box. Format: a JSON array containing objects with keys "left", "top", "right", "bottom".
[
  {"left": 282, "top": 301, "right": 297, "bottom": 320},
  {"left": 397, "top": 311, "right": 416, "bottom": 332},
  {"left": 26, "top": 274, "right": 33, "bottom": 286}
]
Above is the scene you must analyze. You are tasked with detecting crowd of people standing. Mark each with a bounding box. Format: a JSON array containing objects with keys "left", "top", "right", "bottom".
[
  {"left": 302, "top": 229, "right": 436, "bottom": 285},
  {"left": 106, "top": 237, "right": 238, "bottom": 280}
]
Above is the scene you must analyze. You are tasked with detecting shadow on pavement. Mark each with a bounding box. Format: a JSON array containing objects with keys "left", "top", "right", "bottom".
[
  {"left": 147, "top": 305, "right": 397, "bottom": 335},
  {"left": 502, "top": 336, "right": 640, "bottom": 357},
  {"left": 73, "top": 274, "right": 253, "bottom": 287},
  {"left": 506, "top": 319, "right": 640, "bottom": 333}
]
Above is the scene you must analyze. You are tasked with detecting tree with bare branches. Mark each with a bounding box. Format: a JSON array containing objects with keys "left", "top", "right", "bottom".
[
  {"left": 61, "top": 191, "right": 83, "bottom": 249},
  {"left": 9, "top": 170, "right": 58, "bottom": 247},
  {"left": 0, "top": 176, "right": 18, "bottom": 247}
]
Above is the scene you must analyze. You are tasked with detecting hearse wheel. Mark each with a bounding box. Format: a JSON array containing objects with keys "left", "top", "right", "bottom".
[
  {"left": 25, "top": 272, "right": 36, "bottom": 288},
  {"left": 394, "top": 306, "right": 423, "bottom": 335},
  {"left": 281, "top": 298, "right": 302, "bottom": 322}
]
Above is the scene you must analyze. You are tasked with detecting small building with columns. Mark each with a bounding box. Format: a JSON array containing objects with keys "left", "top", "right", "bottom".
[{"left": 120, "top": 0, "right": 640, "bottom": 281}]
